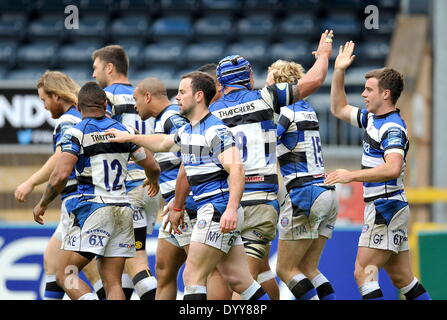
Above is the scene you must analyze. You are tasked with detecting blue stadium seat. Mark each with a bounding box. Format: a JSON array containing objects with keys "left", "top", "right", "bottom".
[
  {"left": 236, "top": 14, "right": 275, "bottom": 41},
  {"left": 120, "top": 41, "right": 144, "bottom": 69},
  {"left": 194, "top": 15, "right": 234, "bottom": 42},
  {"left": 69, "top": 14, "right": 108, "bottom": 41},
  {"left": 226, "top": 42, "right": 268, "bottom": 67},
  {"left": 184, "top": 42, "right": 225, "bottom": 69},
  {"left": 200, "top": 0, "right": 242, "bottom": 13},
  {"left": 142, "top": 42, "right": 185, "bottom": 68},
  {"left": 160, "top": 0, "right": 198, "bottom": 14},
  {"left": 118, "top": 0, "right": 157, "bottom": 13},
  {"left": 279, "top": 0, "right": 318, "bottom": 11},
  {"left": 59, "top": 68, "right": 91, "bottom": 84},
  {"left": 110, "top": 14, "right": 150, "bottom": 42},
  {"left": 59, "top": 41, "right": 103, "bottom": 68},
  {"left": 0, "top": 41, "right": 18, "bottom": 68},
  {"left": 357, "top": 41, "right": 389, "bottom": 61},
  {"left": 28, "top": 14, "right": 66, "bottom": 41},
  {"left": 151, "top": 15, "right": 193, "bottom": 41},
  {"left": 131, "top": 67, "right": 176, "bottom": 83},
  {"left": 78, "top": 0, "right": 116, "bottom": 12},
  {"left": 0, "top": 67, "right": 8, "bottom": 79},
  {"left": 269, "top": 41, "right": 310, "bottom": 65},
  {"left": 243, "top": 0, "right": 280, "bottom": 13},
  {"left": 36, "top": 0, "right": 80, "bottom": 12},
  {"left": 0, "top": 13, "right": 28, "bottom": 40},
  {"left": 278, "top": 14, "right": 317, "bottom": 41},
  {"left": 321, "top": 0, "right": 362, "bottom": 10},
  {"left": 5, "top": 69, "right": 46, "bottom": 82},
  {"left": 16, "top": 42, "right": 58, "bottom": 68},
  {"left": 0, "top": 0, "right": 33, "bottom": 12},
  {"left": 321, "top": 13, "right": 360, "bottom": 36}
]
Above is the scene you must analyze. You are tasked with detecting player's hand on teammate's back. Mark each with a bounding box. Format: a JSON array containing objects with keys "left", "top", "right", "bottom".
[
  {"left": 105, "top": 128, "right": 131, "bottom": 143},
  {"left": 324, "top": 169, "right": 354, "bottom": 185},
  {"left": 312, "top": 29, "right": 334, "bottom": 59},
  {"left": 220, "top": 208, "right": 237, "bottom": 234},
  {"left": 334, "top": 41, "right": 356, "bottom": 71},
  {"left": 15, "top": 182, "right": 34, "bottom": 202},
  {"left": 32, "top": 202, "right": 46, "bottom": 225}
]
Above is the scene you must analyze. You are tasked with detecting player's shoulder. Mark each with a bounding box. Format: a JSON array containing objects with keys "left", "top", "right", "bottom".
[
  {"left": 55, "top": 107, "right": 82, "bottom": 126},
  {"left": 375, "top": 109, "right": 407, "bottom": 134}
]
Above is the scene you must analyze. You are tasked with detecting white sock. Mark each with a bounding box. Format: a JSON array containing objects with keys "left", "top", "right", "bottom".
[
  {"left": 93, "top": 280, "right": 103, "bottom": 292},
  {"left": 240, "top": 281, "right": 261, "bottom": 300},
  {"left": 400, "top": 277, "right": 418, "bottom": 295},
  {"left": 78, "top": 292, "right": 98, "bottom": 300},
  {"left": 311, "top": 273, "right": 328, "bottom": 288},
  {"left": 122, "top": 273, "right": 134, "bottom": 289},
  {"left": 359, "top": 281, "right": 380, "bottom": 296},
  {"left": 184, "top": 285, "right": 207, "bottom": 295},
  {"left": 257, "top": 270, "right": 276, "bottom": 284},
  {"left": 134, "top": 276, "right": 157, "bottom": 298}
]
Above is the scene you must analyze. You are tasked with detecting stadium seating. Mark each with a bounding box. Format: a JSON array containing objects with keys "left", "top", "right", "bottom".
[
  {"left": 110, "top": 14, "right": 151, "bottom": 42},
  {"left": 0, "top": 0, "right": 398, "bottom": 91},
  {"left": 59, "top": 41, "right": 103, "bottom": 68},
  {"left": 16, "top": 43, "right": 59, "bottom": 69},
  {"left": 0, "top": 13, "right": 28, "bottom": 41}
]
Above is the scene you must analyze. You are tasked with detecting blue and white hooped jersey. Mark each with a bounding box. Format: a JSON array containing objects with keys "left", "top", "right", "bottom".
[
  {"left": 60, "top": 117, "right": 146, "bottom": 204},
  {"left": 173, "top": 113, "right": 235, "bottom": 208},
  {"left": 209, "top": 83, "right": 294, "bottom": 204},
  {"left": 53, "top": 106, "right": 81, "bottom": 200},
  {"left": 105, "top": 83, "right": 154, "bottom": 191},
  {"left": 277, "top": 100, "right": 326, "bottom": 191},
  {"left": 350, "top": 108, "right": 409, "bottom": 202},
  {"left": 152, "top": 104, "right": 189, "bottom": 202}
]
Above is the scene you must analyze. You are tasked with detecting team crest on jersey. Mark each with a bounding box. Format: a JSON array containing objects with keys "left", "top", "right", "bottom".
[
  {"left": 280, "top": 217, "right": 289, "bottom": 227},
  {"left": 135, "top": 241, "right": 143, "bottom": 249},
  {"left": 197, "top": 219, "right": 207, "bottom": 230}
]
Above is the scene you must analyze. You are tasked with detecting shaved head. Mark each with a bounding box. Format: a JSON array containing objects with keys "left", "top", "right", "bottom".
[{"left": 136, "top": 77, "right": 168, "bottom": 97}]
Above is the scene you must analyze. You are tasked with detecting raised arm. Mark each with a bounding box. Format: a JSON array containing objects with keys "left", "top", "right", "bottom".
[
  {"left": 105, "top": 128, "right": 177, "bottom": 153},
  {"left": 330, "top": 41, "right": 357, "bottom": 123},
  {"left": 292, "top": 30, "right": 333, "bottom": 101}
]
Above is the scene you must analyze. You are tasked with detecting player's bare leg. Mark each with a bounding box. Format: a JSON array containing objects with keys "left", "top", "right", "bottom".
[
  {"left": 155, "top": 238, "right": 187, "bottom": 299},
  {"left": 97, "top": 257, "right": 127, "bottom": 300}
]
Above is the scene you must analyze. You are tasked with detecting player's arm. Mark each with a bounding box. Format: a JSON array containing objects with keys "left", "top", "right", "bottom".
[
  {"left": 14, "top": 147, "right": 62, "bottom": 202},
  {"left": 164, "top": 163, "right": 190, "bottom": 235},
  {"left": 33, "top": 152, "right": 78, "bottom": 224},
  {"left": 292, "top": 30, "right": 333, "bottom": 101},
  {"left": 330, "top": 41, "right": 357, "bottom": 123},
  {"left": 134, "top": 148, "right": 161, "bottom": 197},
  {"left": 105, "top": 128, "right": 177, "bottom": 153},
  {"left": 325, "top": 152, "right": 403, "bottom": 185},
  {"left": 218, "top": 146, "right": 245, "bottom": 233}
]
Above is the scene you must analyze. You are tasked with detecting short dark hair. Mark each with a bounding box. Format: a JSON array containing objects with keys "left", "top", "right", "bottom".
[
  {"left": 181, "top": 71, "right": 216, "bottom": 107},
  {"left": 91, "top": 45, "right": 129, "bottom": 76},
  {"left": 197, "top": 63, "right": 218, "bottom": 79},
  {"left": 78, "top": 81, "right": 107, "bottom": 110},
  {"left": 365, "top": 68, "right": 404, "bottom": 105}
]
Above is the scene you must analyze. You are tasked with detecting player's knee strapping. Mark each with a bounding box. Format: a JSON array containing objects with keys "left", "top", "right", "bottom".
[
  {"left": 132, "top": 268, "right": 157, "bottom": 300},
  {"left": 43, "top": 275, "right": 65, "bottom": 300},
  {"left": 287, "top": 274, "right": 319, "bottom": 300},
  {"left": 311, "top": 273, "right": 336, "bottom": 300},
  {"left": 183, "top": 285, "right": 207, "bottom": 300},
  {"left": 240, "top": 281, "right": 269, "bottom": 300},
  {"left": 400, "top": 278, "right": 431, "bottom": 300},
  {"left": 359, "top": 281, "right": 384, "bottom": 300}
]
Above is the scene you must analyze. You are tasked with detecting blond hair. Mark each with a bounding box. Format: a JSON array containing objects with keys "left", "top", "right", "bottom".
[
  {"left": 36, "top": 71, "right": 80, "bottom": 105},
  {"left": 268, "top": 59, "right": 306, "bottom": 83}
]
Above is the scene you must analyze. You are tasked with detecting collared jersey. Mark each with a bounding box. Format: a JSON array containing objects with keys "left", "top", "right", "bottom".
[
  {"left": 276, "top": 100, "right": 326, "bottom": 191},
  {"left": 152, "top": 104, "right": 189, "bottom": 202},
  {"left": 173, "top": 113, "right": 235, "bottom": 207},
  {"left": 104, "top": 83, "right": 153, "bottom": 191},
  {"left": 350, "top": 107, "right": 409, "bottom": 202},
  {"left": 60, "top": 116, "right": 146, "bottom": 204},
  {"left": 53, "top": 106, "right": 82, "bottom": 200},
  {"left": 209, "top": 83, "right": 294, "bottom": 204}
]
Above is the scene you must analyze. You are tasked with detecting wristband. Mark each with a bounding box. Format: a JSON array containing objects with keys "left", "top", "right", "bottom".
[{"left": 172, "top": 207, "right": 183, "bottom": 212}]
